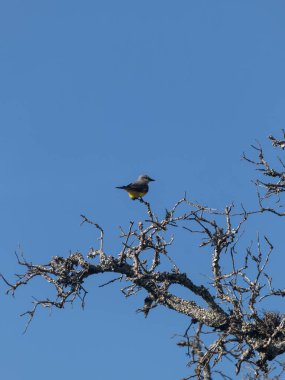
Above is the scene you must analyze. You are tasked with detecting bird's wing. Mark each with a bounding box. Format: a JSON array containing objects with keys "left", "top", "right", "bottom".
[{"left": 125, "top": 182, "right": 148, "bottom": 192}]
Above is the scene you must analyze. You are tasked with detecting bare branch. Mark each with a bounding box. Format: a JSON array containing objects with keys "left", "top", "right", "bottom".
[{"left": 4, "top": 132, "right": 285, "bottom": 378}]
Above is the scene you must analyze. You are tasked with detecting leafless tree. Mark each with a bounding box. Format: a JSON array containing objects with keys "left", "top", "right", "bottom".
[{"left": 3, "top": 132, "right": 285, "bottom": 379}]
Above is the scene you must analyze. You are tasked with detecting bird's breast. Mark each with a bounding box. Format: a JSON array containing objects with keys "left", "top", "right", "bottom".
[{"left": 127, "top": 190, "right": 147, "bottom": 199}]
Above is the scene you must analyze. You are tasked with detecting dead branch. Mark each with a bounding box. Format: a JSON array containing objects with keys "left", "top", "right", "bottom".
[{"left": 3, "top": 132, "right": 285, "bottom": 379}]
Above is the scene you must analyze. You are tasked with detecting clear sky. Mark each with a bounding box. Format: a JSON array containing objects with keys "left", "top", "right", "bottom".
[{"left": 1, "top": 1, "right": 285, "bottom": 379}]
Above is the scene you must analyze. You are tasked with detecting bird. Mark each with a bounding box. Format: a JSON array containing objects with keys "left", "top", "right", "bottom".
[{"left": 116, "top": 174, "right": 155, "bottom": 200}]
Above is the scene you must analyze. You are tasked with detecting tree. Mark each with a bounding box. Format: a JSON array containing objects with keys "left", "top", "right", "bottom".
[{"left": 3, "top": 132, "right": 285, "bottom": 379}]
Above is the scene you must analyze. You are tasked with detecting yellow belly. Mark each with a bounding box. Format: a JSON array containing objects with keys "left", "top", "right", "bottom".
[{"left": 127, "top": 190, "right": 146, "bottom": 199}]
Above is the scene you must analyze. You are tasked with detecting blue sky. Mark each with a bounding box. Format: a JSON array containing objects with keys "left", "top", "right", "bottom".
[{"left": 1, "top": 1, "right": 285, "bottom": 379}]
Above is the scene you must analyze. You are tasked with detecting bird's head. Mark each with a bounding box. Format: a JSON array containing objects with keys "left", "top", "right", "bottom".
[{"left": 138, "top": 174, "right": 155, "bottom": 183}]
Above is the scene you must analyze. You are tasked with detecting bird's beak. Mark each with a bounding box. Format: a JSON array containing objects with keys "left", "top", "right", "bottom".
[{"left": 149, "top": 178, "right": 155, "bottom": 182}]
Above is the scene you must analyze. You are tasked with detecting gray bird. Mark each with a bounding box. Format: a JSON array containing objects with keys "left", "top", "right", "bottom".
[{"left": 116, "top": 174, "right": 155, "bottom": 200}]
